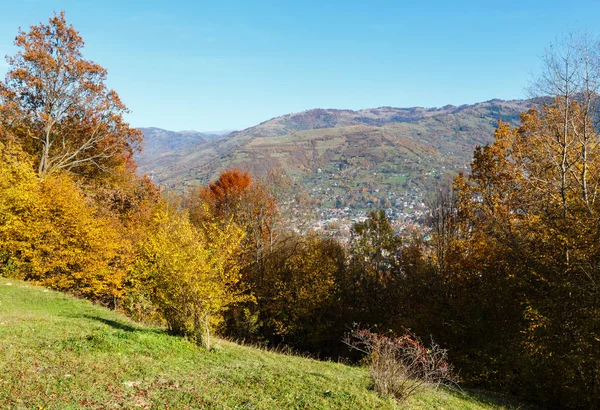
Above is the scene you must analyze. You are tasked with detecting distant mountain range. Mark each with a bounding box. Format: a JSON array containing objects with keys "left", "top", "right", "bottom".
[
  {"left": 136, "top": 128, "right": 234, "bottom": 162},
  {"left": 136, "top": 99, "right": 533, "bottom": 211}
]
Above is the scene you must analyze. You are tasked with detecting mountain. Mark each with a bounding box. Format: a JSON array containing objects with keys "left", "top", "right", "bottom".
[
  {"left": 137, "top": 99, "right": 533, "bottom": 213},
  {"left": 201, "top": 129, "right": 236, "bottom": 138},
  {"left": 136, "top": 127, "right": 235, "bottom": 166},
  {"left": 136, "top": 127, "right": 208, "bottom": 159}
]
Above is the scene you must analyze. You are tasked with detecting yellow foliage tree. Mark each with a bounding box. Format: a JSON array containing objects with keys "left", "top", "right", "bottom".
[
  {"left": 0, "top": 137, "right": 129, "bottom": 305},
  {"left": 449, "top": 103, "right": 600, "bottom": 406},
  {"left": 32, "top": 174, "right": 128, "bottom": 304},
  {"left": 255, "top": 233, "right": 345, "bottom": 352},
  {"left": 136, "top": 203, "right": 245, "bottom": 348},
  {"left": 0, "top": 138, "right": 40, "bottom": 277}
]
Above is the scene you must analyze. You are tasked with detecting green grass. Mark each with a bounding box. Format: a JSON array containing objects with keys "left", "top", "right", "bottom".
[{"left": 0, "top": 277, "right": 527, "bottom": 409}]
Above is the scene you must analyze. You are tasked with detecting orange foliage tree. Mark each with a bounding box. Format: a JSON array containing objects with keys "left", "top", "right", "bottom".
[
  {"left": 188, "top": 169, "right": 278, "bottom": 265},
  {"left": 200, "top": 169, "right": 252, "bottom": 216},
  {"left": 440, "top": 106, "right": 600, "bottom": 407},
  {"left": 0, "top": 11, "right": 142, "bottom": 179}
]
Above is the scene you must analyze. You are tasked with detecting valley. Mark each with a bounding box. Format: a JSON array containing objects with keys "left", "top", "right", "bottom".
[{"left": 137, "top": 99, "right": 533, "bottom": 234}]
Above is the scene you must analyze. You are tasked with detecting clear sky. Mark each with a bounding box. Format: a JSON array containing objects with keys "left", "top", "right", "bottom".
[{"left": 0, "top": 0, "right": 599, "bottom": 131}]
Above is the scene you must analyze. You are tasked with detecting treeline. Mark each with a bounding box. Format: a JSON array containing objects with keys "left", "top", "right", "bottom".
[
  {"left": 0, "top": 12, "right": 249, "bottom": 351},
  {"left": 1, "top": 13, "right": 599, "bottom": 409}
]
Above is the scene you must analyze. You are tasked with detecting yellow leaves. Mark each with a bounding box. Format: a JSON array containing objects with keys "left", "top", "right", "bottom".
[
  {"left": 255, "top": 234, "right": 343, "bottom": 342},
  {"left": 0, "top": 140, "right": 41, "bottom": 278},
  {"left": 521, "top": 305, "right": 553, "bottom": 358},
  {"left": 0, "top": 143, "right": 128, "bottom": 305},
  {"left": 0, "top": 13, "right": 255, "bottom": 348},
  {"left": 30, "top": 174, "right": 128, "bottom": 302},
  {"left": 449, "top": 98, "right": 600, "bottom": 399},
  {"left": 135, "top": 202, "right": 245, "bottom": 347}
]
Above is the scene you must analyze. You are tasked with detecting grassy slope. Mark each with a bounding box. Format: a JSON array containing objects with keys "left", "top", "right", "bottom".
[{"left": 0, "top": 278, "right": 524, "bottom": 409}]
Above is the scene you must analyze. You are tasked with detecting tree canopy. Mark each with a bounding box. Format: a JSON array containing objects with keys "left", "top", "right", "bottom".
[{"left": 0, "top": 11, "right": 142, "bottom": 179}]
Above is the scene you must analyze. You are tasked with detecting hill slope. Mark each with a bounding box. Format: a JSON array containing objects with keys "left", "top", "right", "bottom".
[
  {"left": 0, "top": 277, "right": 526, "bottom": 409},
  {"left": 137, "top": 100, "right": 532, "bottom": 215},
  {"left": 136, "top": 128, "right": 209, "bottom": 162}
]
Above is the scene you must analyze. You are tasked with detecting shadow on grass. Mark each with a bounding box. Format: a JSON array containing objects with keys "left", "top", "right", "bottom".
[
  {"left": 62, "top": 313, "right": 167, "bottom": 335},
  {"left": 451, "top": 388, "right": 539, "bottom": 410}
]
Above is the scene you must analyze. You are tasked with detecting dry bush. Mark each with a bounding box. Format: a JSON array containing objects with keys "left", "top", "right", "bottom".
[{"left": 344, "top": 328, "right": 457, "bottom": 402}]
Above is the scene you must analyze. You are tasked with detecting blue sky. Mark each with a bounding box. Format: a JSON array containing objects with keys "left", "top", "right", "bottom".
[{"left": 0, "top": 0, "right": 599, "bottom": 131}]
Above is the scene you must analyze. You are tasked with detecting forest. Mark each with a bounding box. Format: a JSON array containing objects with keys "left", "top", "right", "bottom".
[{"left": 1, "top": 13, "right": 599, "bottom": 409}]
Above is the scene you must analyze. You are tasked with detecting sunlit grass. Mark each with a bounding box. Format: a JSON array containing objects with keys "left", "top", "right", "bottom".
[{"left": 0, "top": 277, "right": 528, "bottom": 409}]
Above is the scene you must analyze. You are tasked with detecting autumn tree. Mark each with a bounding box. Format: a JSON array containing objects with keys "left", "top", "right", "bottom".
[
  {"left": 530, "top": 30, "right": 600, "bottom": 217},
  {"left": 34, "top": 174, "right": 129, "bottom": 304},
  {"left": 194, "top": 169, "right": 277, "bottom": 256},
  {"left": 0, "top": 11, "right": 142, "bottom": 179},
  {"left": 135, "top": 202, "right": 245, "bottom": 349},
  {"left": 0, "top": 136, "right": 129, "bottom": 305},
  {"left": 345, "top": 210, "right": 403, "bottom": 326},
  {"left": 425, "top": 183, "right": 459, "bottom": 275},
  {"left": 350, "top": 210, "right": 402, "bottom": 277},
  {"left": 446, "top": 109, "right": 600, "bottom": 406},
  {"left": 198, "top": 169, "right": 252, "bottom": 217},
  {"left": 430, "top": 123, "right": 531, "bottom": 389},
  {"left": 255, "top": 233, "right": 346, "bottom": 354},
  {"left": 0, "top": 133, "right": 40, "bottom": 277},
  {"left": 186, "top": 169, "right": 281, "bottom": 305},
  {"left": 520, "top": 38, "right": 600, "bottom": 405}
]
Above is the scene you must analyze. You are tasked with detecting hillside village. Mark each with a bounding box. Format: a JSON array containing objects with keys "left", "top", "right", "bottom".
[
  {"left": 308, "top": 187, "right": 428, "bottom": 238},
  {"left": 1, "top": 6, "right": 599, "bottom": 410}
]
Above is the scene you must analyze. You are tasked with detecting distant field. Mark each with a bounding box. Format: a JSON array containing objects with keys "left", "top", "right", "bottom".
[{"left": 0, "top": 277, "right": 530, "bottom": 409}]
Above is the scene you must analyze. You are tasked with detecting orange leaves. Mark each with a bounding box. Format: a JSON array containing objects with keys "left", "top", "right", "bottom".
[
  {"left": 13, "top": 11, "right": 87, "bottom": 70},
  {"left": 0, "top": 11, "right": 141, "bottom": 179},
  {"left": 201, "top": 169, "right": 253, "bottom": 216},
  {"left": 189, "top": 168, "right": 279, "bottom": 264}
]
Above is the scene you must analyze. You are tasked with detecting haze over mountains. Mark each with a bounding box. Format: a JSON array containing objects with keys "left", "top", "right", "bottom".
[
  {"left": 136, "top": 99, "right": 532, "bottom": 213},
  {"left": 136, "top": 128, "right": 233, "bottom": 160}
]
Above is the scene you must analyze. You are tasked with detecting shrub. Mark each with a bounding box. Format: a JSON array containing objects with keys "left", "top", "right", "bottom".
[
  {"left": 344, "top": 328, "right": 456, "bottom": 402},
  {"left": 135, "top": 203, "right": 245, "bottom": 349}
]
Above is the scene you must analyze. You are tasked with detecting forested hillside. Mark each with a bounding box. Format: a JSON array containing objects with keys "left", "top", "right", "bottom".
[
  {"left": 0, "top": 11, "right": 598, "bottom": 410},
  {"left": 137, "top": 100, "right": 532, "bottom": 212},
  {"left": 137, "top": 128, "right": 208, "bottom": 156}
]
